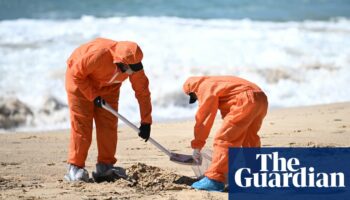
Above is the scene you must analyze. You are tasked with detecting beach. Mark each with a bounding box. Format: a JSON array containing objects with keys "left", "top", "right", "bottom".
[{"left": 1, "top": 102, "right": 349, "bottom": 199}]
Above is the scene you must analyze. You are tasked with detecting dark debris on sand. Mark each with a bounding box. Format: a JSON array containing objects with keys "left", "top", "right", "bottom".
[{"left": 120, "top": 163, "right": 197, "bottom": 192}]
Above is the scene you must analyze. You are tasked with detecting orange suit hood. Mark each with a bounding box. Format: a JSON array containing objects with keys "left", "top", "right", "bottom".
[
  {"left": 110, "top": 41, "right": 143, "bottom": 64},
  {"left": 183, "top": 76, "right": 207, "bottom": 94}
]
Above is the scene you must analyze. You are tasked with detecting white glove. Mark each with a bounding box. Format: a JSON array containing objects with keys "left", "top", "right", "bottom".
[{"left": 192, "top": 149, "right": 202, "bottom": 163}]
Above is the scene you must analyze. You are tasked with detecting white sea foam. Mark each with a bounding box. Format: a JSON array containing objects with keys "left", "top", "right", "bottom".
[{"left": 0, "top": 16, "right": 349, "bottom": 131}]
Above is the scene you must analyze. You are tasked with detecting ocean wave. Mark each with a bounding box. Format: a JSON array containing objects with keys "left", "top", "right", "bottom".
[{"left": 0, "top": 16, "right": 349, "bottom": 131}]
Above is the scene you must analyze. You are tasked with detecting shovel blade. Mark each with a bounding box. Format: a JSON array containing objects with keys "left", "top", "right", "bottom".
[{"left": 170, "top": 152, "right": 201, "bottom": 165}]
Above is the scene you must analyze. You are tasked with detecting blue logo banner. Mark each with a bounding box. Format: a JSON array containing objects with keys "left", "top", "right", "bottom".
[{"left": 228, "top": 148, "right": 350, "bottom": 200}]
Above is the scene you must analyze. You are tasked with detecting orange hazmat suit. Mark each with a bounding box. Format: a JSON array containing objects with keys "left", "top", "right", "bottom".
[
  {"left": 183, "top": 76, "right": 268, "bottom": 183},
  {"left": 65, "top": 38, "right": 152, "bottom": 168}
]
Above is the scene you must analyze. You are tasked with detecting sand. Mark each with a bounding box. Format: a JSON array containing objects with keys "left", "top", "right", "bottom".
[{"left": 0, "top": 102, "right": 349, "bottom": 200}]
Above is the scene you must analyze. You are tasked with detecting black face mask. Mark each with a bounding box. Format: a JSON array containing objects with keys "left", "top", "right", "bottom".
[
  {"left": 189, "top": 92, "right": 197, "bottom": 104},
  {"left": 116, "top": 63, "right": 128, "bottom": 73},
  {"left": 129, "top": 62, "right": 143, "bottom": 72},
  {"left": 116, "top": 62, "right": 144, "bottom": 73}
]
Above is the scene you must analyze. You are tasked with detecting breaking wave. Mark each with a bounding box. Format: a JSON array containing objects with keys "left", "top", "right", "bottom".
[{"left": 0, "top": 16, "right": 349, "bottom": 131}]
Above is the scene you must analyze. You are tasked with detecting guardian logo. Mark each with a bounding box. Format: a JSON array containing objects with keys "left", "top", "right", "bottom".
[
  {"left": 228, "top": 148, "right": 350, "bottom": 200},
  {"left": 235, "top": 152, "right": 345, "bottom": 188}
]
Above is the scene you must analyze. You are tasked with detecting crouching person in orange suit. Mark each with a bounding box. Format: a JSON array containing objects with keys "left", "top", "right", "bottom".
[
  {"left": 64, "top": 38, "right": 152, "bottom": 182},
  {"left": 183, "top": 76, "right": 268, "bottom": 191}
]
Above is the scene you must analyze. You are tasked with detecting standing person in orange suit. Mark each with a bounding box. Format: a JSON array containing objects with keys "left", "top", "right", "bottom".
[
  {"left": 183, "top": 76, "right": 268, "bottom": 191},
  {"left": 64, "top": 38, "right": 152, "bottom": 182}
]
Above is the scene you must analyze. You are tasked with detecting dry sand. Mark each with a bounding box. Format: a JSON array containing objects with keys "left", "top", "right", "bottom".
[{"left": 0, "top": 102, "right": 349, "bottom": 200}]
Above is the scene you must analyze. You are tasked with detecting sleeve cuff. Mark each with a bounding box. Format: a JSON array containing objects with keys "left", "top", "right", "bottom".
[{"left": 191, "top": 139, "right": 205, "bottom": 150}]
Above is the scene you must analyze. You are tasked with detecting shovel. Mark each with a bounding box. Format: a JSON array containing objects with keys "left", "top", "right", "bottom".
[{"left": 101, "top": 101, "right": 200, "bottom": 166}]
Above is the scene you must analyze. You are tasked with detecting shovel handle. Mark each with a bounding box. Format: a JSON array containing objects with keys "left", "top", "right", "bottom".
[{"left": 101, "top": 102, "right": 172, "bottom": 157}]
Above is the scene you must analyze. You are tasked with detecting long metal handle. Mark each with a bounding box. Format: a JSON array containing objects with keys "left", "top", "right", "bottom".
[{"left": 102, "top": 102, "right": 172, "bottom": 157}]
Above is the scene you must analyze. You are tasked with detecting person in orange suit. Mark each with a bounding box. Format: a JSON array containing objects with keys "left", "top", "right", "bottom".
[
  {"left": 183, "top": 76, "right": 268, "bottom": 191},
  {"left": 64, "top": 38, "right": 152, "bottom": 182}
]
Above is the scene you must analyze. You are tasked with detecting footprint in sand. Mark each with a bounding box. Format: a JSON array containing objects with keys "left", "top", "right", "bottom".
[
  {"left": 332, "top": 130, "right": 345, "bottom": 134},
  {"left": 21, "top": 136, "right": 37, "bottom": 139},
  {"left": 0, "top": 176, "right": 24, "bottom": 190},
  {"left": 1, "top": 162, "right": 20, "bottom": 167},
  {"left": 289, "top": 142, "right": 296, "bottom": 147},
  {"left": 272, "top": 132, "right": 282, "bottom": 135},
  {"left": 47, "top": 163, "right": 55, "bottom": 166},
  {"left": 307, "top": 142, "right": 337, "bottom": 147}
]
